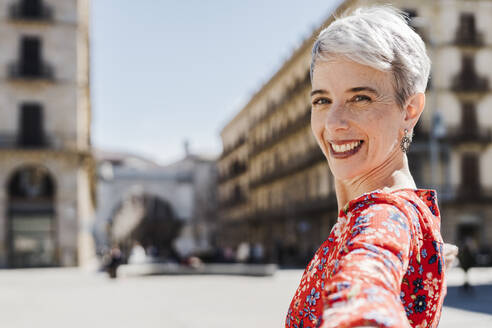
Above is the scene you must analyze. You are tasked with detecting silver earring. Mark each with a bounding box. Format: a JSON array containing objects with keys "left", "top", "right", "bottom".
[{"left": 400, "top": 129, "right": 411, "bottom": 153}]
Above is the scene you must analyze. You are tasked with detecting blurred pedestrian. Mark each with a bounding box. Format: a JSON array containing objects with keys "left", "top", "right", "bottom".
[
  {"left": 236, "top": 242, "right": 250, "bottom": 263},
  {"left": 107, "top": 246, "right": 122, "bottom": 279},
  {"left": 251, "top": 242, "right": 264, "bottom": 264}
]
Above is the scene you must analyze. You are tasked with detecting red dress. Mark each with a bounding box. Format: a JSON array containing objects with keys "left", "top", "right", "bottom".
[{"left": 285, "top": 189, "right": 446, "bottom": 328}]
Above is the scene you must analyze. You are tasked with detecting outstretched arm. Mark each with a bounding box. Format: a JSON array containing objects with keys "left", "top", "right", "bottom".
[{"left": 321, "top": 201, "right": 412, "bottom": 328}]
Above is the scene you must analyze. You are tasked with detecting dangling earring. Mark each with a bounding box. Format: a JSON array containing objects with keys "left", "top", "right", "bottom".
[{"left": 400, "top": 129, "right": 412, "bottom": 153}]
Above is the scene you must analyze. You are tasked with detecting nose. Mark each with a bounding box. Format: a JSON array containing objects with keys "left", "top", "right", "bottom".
[{"left": 323, "top": 102, "right": 349, "bottom": 133}]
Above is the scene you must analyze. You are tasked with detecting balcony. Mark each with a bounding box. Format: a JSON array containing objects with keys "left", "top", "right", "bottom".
[
  {"left": 220, "top": 135, "right": 246, "bottom": 159},
  {"left": 248, "top": 193, "right": 337, "bottom": 223},
  {"left": 218, "top": 160, "right": 247, "bottom": 183},
  {"left": 451, "top": 56, "right": 488, "bottom": 92},
  {"left": 219, "top": 192, "right": 247, "bottom": 209},
  {"left": 0, "top": 133, "right": 58, "bottom": 149},
  {"left": 454, "top": 13, "right": 483, "bottom": 47},
  {"left": 251, "top": 109, "right": 310, "bottom": 157},
  {"left": 444, "top": 126, "right": 492, "bottom": 145},
  {"left": 8, "top": 1, "right": 54, "bottom": 22},
  {"left": 250, "top": 70, "right": 310, "bottom": 129},
  {"left": 249, "top": 146, "right": 325, "bottom": 189},
  {"left": 8, "top": 61, "right": 55, "bottom": 81},
  {"left": 436, "top": 185, "right": 492, "bottom": 205}
]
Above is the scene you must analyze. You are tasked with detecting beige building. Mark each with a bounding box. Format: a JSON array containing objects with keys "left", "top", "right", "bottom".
[
  {"left": 218, "top": 0, "right": 492, "bottom": 266},
  {"left": 0, "top": 0, "right": 95, "bottom": 267}
]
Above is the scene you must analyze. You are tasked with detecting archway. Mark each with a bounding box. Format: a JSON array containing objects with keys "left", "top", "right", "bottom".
[{"left": 7, "top": 165, "right": 57, "bottom": 268}]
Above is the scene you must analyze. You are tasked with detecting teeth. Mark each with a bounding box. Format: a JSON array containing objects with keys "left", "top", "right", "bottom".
[{"left": 331, "top": 141, "right": 362, "bottom": 153}]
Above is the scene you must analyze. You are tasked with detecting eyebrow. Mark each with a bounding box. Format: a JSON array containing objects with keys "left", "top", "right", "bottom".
[{"left": 310, "top": 86, "right": 379, "bottom": 97}]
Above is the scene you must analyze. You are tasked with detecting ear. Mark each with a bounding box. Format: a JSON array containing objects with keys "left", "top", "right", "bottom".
[{"left": 403, "top": 92, "right": 425, "bottom": 131}]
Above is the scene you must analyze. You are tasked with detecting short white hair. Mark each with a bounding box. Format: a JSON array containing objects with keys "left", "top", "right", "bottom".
[{"left": 311, "top": 5, "right": 430, "bottom": 108}]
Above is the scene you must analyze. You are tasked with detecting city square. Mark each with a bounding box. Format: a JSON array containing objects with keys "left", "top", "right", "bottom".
[
  {"left": 0, "top": 0, "right": 491, "bottom": 327},
  {"left": 0, "top": 267, "right": 490, "bottom": 327}
]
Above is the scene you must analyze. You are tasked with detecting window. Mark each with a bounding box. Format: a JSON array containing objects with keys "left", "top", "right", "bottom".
[
  {"left": 18, "top": 103, "right": 45, "bottom": 147},
  {"left": 21, "top": 0, "right": 42, "bottom": 18},
  {"left": 456, "top": 13, "right": 482, "bottom": 45},
  {"left": 452, "top": 55, "right": 488, "bottom": 91},
  {"left": 460, "top": 154, "right": 480, "bottom": 196},
  {"left": 9, "top": 0, "right": 53, "bottom": 21},
  {"left": 9, "top": 36, "right": 53, "bottom": 80},
  {"left": 20, "top": 36, "right": 41, "bottom": 77},
  {"left": 461, "top": 102, "right": 478, "bottom": 139},
  {"left": 234, "top": 185, "right": 242, "bottom": 201}
]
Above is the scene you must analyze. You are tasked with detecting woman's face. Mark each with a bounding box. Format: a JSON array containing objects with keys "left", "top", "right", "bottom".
[{"left": 310, "top": 56, "right": 405, "bottom": 181}]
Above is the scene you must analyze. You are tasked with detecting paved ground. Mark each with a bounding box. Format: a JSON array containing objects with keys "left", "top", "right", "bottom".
[{"left": 0, "top": 266, "right": 490, "bottom": 327}]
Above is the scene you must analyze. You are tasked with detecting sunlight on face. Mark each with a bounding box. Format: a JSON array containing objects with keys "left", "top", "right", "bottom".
[{"left": 310, "top": 56, "right": 405, "bottom": 181}]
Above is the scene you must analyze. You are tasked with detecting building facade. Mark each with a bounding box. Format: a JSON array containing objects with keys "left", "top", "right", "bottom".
[
  {"left": 0, "top": 0, "right": 94, "bottom": 267},
  {"left": 218, "top": 0, "right": 492, "bottom": 266}
]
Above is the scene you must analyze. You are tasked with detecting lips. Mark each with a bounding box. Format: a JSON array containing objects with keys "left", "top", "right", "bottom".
[{"left": 328, "top": 140, "right": 364, "bottom": 158}]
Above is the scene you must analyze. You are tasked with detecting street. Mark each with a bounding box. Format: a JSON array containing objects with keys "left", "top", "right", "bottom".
[{"left": 0, "top": 267, "right": 490, "bottom": 327}]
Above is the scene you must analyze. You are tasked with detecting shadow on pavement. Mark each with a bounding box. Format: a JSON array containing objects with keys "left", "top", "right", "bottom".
[{"left": 444, "top": 284, "right": 492, "bottom": 315}]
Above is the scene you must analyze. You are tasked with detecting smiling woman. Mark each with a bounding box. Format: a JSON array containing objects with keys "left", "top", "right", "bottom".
[{"left": 285, "top": 5, "right": 454, "bottom": 328}]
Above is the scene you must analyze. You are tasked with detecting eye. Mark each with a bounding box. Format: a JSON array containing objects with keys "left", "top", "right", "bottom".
[
  {"left": 352, "top": 95, "right": 372, "bottom": 102},
  {"left": 312, "top": 97, "right": 332, "bottom": 106}
]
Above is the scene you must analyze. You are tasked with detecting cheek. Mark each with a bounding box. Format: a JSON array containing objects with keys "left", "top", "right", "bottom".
[{"left": 367, "top": 115, "right": 400, "bottom": 153}]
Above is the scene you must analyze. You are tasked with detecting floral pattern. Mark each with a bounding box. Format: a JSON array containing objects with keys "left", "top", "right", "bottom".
[{"left": 285, "top": 189, "right": 446, "bottom": 328}]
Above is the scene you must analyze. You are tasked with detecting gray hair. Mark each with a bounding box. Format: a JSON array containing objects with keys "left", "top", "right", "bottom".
[{"left": 311, "top": 5, "right": 430, "bottom": 108}]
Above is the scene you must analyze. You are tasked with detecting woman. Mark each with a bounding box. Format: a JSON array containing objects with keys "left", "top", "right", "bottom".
[{"left": 286, "top": 6, "right": 452, "bottom": 328}]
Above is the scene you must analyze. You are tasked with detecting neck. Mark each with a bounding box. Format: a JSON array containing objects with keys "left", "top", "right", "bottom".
[{"left": 334, "top": 152, "right": 416, "bottom": 212}]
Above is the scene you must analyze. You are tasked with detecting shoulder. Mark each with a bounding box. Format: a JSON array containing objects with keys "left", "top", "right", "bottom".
[
  {"left": 343, "top": 190, "right": 412, "bottom": 218},
  {"left": 342, "top": 190, "right": 416, "bottom": 240}
]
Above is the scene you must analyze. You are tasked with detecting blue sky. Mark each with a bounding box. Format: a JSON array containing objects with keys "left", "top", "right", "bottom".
[{"left": 91, "top": 0, "right": 342, "bottom": 165}]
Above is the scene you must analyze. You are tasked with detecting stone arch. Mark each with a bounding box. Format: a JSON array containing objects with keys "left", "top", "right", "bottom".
[{"left": 6, "top": 164, "right": 57, "bottom": 268}]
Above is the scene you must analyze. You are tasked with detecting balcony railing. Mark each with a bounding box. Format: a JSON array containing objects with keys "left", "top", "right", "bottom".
[
  {"left": 451, "top": 56, "right": 489, "bottom": 92},
  {"left": 249, "top": 146, "right": 325, "bottom": 189},
  {"left": 444, "top": 126, "right": 492, "bottom": 144},
  {"left": 218, "top": 161, "right": 247, "bottom": 183},
  {"left": 8, "top": 1, "right": 54, "bottom": 22},
  {"left": 436, "top": 186, "right": 492, "bottom": 204},
  {"left": 247, "top": 193, "right": 337, "bottom": 223},
  {"left": 220, "top": 135, "right": 246, "bottom": 159},
  {"left": 250, "top": 109, "right": 310, "bottom": 157},
  {"left": 454, "top": 14, "right": 483, "bottom": 46},
  {"left": 250, "top": 70, "right": 310, "bottom": 130},
  {"left": 0, "top": 133, "right": 58, "bottom": 149},
  {"left": 219, "top": 192, "right": 247, "bottom": 209},
  {"left": 8, "top": 61, "right": 55, "bottom": 81}
]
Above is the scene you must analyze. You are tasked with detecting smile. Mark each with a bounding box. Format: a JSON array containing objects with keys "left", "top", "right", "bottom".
[{"left": 329, "top": 140, "right": 364, "bottom": 158}]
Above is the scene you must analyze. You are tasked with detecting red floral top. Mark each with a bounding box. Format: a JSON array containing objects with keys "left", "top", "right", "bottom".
[{"left": 285, "top": 189, "right": 446, "bottom": 328}]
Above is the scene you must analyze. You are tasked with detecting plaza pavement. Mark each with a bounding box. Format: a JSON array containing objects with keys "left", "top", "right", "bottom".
[{"left": 0, "top": 266, "right": 490, "bottom": 327}]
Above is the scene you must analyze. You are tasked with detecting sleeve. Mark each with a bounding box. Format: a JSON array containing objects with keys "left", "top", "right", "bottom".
[{"left": 320, "top": 199, "right": 413, "bottom": 328}]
